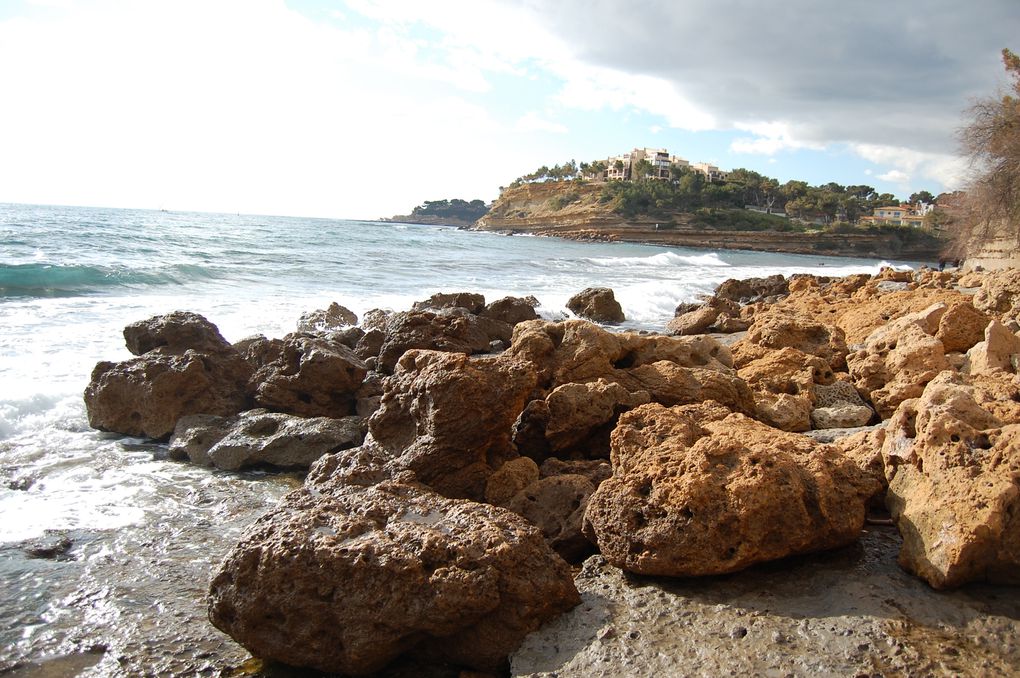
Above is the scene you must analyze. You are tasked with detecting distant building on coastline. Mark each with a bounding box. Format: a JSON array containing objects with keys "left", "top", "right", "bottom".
[
  {"left": 595, "top": 147, "right": 724, "bottom": 182},
  {"left": 859, "top": 203, "right": 932, "bottom": 228}
]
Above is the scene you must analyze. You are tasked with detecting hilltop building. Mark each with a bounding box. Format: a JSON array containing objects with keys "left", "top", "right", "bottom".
[
  {"left": 859, "top": 203, "right": 933, "bottom": 228},
  {"left": 598, "top": 148, "right": 723, "bottom": 182}
]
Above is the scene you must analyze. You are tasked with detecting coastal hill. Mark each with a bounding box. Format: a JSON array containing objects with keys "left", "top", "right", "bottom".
[
  {"left": 473, "top": 180, "right": 945, "bottom": 260},
  {"left": 387, "top": 198, "right": 489, "bottom": 227}
]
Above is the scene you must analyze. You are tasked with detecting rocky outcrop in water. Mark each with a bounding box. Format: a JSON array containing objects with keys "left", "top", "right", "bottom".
[
  {"left": 84, "top": 312, "right": 253, "bottom": 439},
  {"left": 566, "top": 287, "right": 625, "bottom": 324},
  {"left": 82, "top": 268, "right": 1020, "bottom": 676}
]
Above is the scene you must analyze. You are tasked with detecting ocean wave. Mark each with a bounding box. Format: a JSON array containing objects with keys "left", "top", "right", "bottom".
[
  {"left": 0, "top": 262, "right": 217, "bottom": 298},
  {"left": 584, "top": 251, "right": 731, "bottom": 268}
]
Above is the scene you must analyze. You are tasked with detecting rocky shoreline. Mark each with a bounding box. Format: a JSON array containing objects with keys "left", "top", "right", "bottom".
[{"left": 71, "top": 269, "right": 1020, "bottom": 675}]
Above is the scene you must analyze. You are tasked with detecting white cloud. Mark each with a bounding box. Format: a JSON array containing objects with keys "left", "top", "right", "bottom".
[
  {"left": 516, "top": 112, "right": 568, "bottom": 134},
  {"left": 852, "top": 143, "right": 968, "bottom": 190},
  {"left": 877, "top": 169, "right": 911, "bottom": 184},
  {"left": 729, "top": 121, "right": 826, "bottom": 155}
]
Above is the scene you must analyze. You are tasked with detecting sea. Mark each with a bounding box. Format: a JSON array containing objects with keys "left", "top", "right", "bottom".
[{"left": 0, "top": 202, "right": 922, "bottom": 674}]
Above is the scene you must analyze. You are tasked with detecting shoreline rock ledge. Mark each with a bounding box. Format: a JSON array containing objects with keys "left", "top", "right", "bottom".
[{"left": 78, "top": 273, "right": 1020, "bottom": 675}]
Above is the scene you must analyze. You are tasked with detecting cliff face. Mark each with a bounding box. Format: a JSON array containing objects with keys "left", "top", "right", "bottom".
[{"left": 475, "top": 182, "right": 944, "bottom": 261}]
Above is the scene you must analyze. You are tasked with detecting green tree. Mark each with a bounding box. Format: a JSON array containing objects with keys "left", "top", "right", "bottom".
[
  {"left": 634, "top": 158, "right": 654, "bottom": 179},
  {"left": 909, "top": 190, "right": 935, "bottom": 205}
]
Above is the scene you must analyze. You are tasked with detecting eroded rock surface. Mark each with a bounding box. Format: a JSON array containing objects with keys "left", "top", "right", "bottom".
[
  {"left": 883, "top": 373, "right": 1020, "bottom": 588},
  {"left": 169, "top": 409, "right": 364, "bottom": 470},
  {"left": 208, "top": 480, "right": 580, "bottom": 676},
  {"left": 84, "top": 312, "right": 252, "bottom": 439},
  {"left": 566, "top": 287, "right": 625, "bottom": 324},
  {"left": 583, "top": 403, "right": 879, "bottom": 576}
]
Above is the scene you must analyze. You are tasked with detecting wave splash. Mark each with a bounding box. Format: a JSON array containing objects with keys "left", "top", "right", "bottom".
[{"left": 584, "top": 251, "right": 731, "bottom": 268}]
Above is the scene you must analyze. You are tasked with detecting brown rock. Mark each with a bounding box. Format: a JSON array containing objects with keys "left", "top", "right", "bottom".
[
  {"left": 715, "top": 274, "right": 788, "bottom": 304},
  {"left": 168, "top": 409, "right": 365, "bottom": 471},
  {"left": 847, "top": 317, "right": 949, "bottom": 419},
  {"left": 583, "top": 404, "right": 878, "bottom": 576},
  {"left": 882, "top": 374, "right": 1020, "bottom": 588},
  {"left": 626, "top": 362, "right": 755, "bottom": 414},
  {"left": 973, "top": 268, "right": 1020, "bottom": 318},
  {"left": 507, "top": 319, "right": 733, "bottom": 394},
  {"left": 666, "top": 306, "right": 719, "bottom": 336},
  {"left": 208, "top": 480, "right": 580, "bottom": 675},
  {"left": 753, "top": 391, "right": 812, "bottom": 432},
  {"left": 481, "top": 296, "right": 540, "bottom": 326},
  {"left": 507, "top": 474, "right": 597, "bottom": 561},
  {"left": 84, "top": 314, "right": 253, "bottom": 439},
  {"left": 369, "top": 350, "right": 537, "bottom": 500},
  {"left": 965, "top": 319, "right": 1020, "bottom": 376},
  {"left": 412, "top": 291, "right": 486, "bottom": 314},
  {"left": 935, "top": 302, "right": 990, "bottom": 353},
  {"left": 566, "top": 287, "right": 625, "bottom": 324},
  {"left": 297, "top": 302, "right": 358, "bottom": 332},
  {"left": 377, "top": 309, "right": 510, "bottom": 373},
  {"left": 811, "top": 380, "right": 874, "bottom": 429},
  {"left": 542, "top": 379, "right": 651, "bottom": 456},
  {"left": 539, "top": 458, "right": 612, "bottom": 486},
  {"left": 251, "top": 334, "right": 367, "bottom": 417},
  {"left": 123, "top": 311, "right": 233, "bottom": 356},
  {"left": 743, "top": 311, "right": 848, "bottom": 371},
  {"left": 485, "top": 457, "right": 540, "bottom": 507}
]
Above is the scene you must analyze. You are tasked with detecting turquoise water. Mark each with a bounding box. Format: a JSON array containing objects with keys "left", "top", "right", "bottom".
[{"left": 0, "top": 202, "right": 922, "bottom": 672}]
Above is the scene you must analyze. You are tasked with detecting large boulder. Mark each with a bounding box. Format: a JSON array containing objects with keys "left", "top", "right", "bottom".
[
  {"left": 122, "top": 310, "right": 232, "bottom": 355},
  {"left": 811, "top": 380, "right": 874, "bottom": 430},
  {"left": 847, "top": 307, "right": 950, "bottom": 418},
  {"left": 250, "top": 334, "right": 368, "bottom": 417},
  {"left": 296, "top": 302, "right": 358, "bottom": 332},
  {"left": 412, "top": 291, "right": 486, "bottom": 314},
  {"left": 965, "top": 319, "right": 1020, "bottom": 376},
  {"left": 507, "top": 474, "right": 598, "bottom": 562},
  {"left": 208, "top": 480, "right": 580, "bottom": 675},
  {"left": 368, "top": 350, "right": 537, "bottom": 500},
  {"left": 480, "top": 295, "right": 540, "bottom": 326},
  {"left": 743, "top": 311, "right": 848, "bottom": 371},
  {"left": 935, "top": 301, "right": 990, "bottom": 353},
  {"left": 507, "top": 319, "right": 733, "bottom": 393},
  {"left": 84, "top": 312, "right": 252, "bottom": 439},
  {"left": 583, "top": 403, "right": 879, "bottom": 576},
  {"left": 377, "top": 309, "right": 510, "bottom": 373},
  {"left": 883, "top": 373, "right": 1020, "bottom": 588},
  {"left": 168, "top": 409, "right": 365, "bottom": 471},
  {"left": 715, "top": 274, "right": 789, "bottom": 304},
  {"left": 973, "top": 268, "right": 1020, "bottom": 318},
  {"left": 566, "top": 287, "right": 625, "bottom": 324},
  {"left": 513, "top": 379, "right": 651, "bottom": 461},
  {"left": 666, "top": 305, "right": 719, "bottom": 336}
]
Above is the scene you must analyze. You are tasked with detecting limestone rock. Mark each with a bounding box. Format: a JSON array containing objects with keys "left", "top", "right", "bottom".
[
  {"left": 85, "top": 314, "right": 253, "bottom": 439},
  {"left": 369, "top": 350, "right": 537, "bottom": 500},
  {"left": 377, "top": 309, "right": 510, "bottom": 373},
  {"left": 582, "top": 403, "right": 878, "bottom": 576},
  {"left": 627, "top": 362, "right": 755, "bottom": 414},
  {"left": 666, "top": 306, "right": 718, "bottom": 336},
  {"left": 715, "top": 274, "right": 789, "bottom": 304},
  {"left": 973, "top": 268, "right": 1020, "bottom": 318},
  {"left": 811, "top": 380, "right": 874, "bottom": 429},
  {"left": 485, "top": 457, "right": 540, "bottom": 507},
  {"left": 168, "top": 409, "right": 365, "bottom": 471},
  {"left": 412, "top": 291, "right": 486, "bottom": 314},
  {"left": 753, "top": 391, "right": 812, "bottom": 432},
  {"left": 481, "top": 295, "right": 540, "bottom": 326},
  {"left": 847, "top": 318, "right": 949, "bottom": 419},
  {"left": 883, "top": 374, "right": 1020, "bottom": 588},
  {"left": 744, "top": 311, "right": 848, "bottom": 370},
  {"left": 566, "top": 287, "right": 625, "bottom": 324},
  {"left": 507, "top": 320, "right": 733, "bottom": 394},
  {"left": 208, "top": 480, "right": 580, "bottom": 675},
  {"left": 935, "top": 302, "right": 990, "bottom": 353},
  {"left": 123, "top": 310, "right": 233, "bottom": 356},
  {"left": 539, "top": 458, "right": 612, "bottom": 486},
  {"left": 541, "top": 379, "right": 651, "bottom": 455},
  {"left": 251, "top": 334, "right": 367, "bottom": 417},
  {"left": 507, "top": 474, "right": 597, "bottom": 561},
  {"left": 296, "top": 302, "right": 358, "bottom": 332},
  {"left": 965, "top": 319, "right": 1020, "bottom": 376}
]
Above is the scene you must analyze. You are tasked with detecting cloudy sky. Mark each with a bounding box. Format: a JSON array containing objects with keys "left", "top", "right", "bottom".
[{"left": 1, "top": 0, "right": 1017, "bottom": 219}]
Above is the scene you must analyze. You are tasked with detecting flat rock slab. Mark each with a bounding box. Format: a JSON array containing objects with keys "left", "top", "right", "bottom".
[{"left": 512, "top": 527, "right": 1020, "bottom": 676}]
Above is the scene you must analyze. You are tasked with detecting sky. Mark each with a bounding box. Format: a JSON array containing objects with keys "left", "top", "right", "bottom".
[{"left": 0, "top": 0, "right": 1017, "bottom": 220}]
